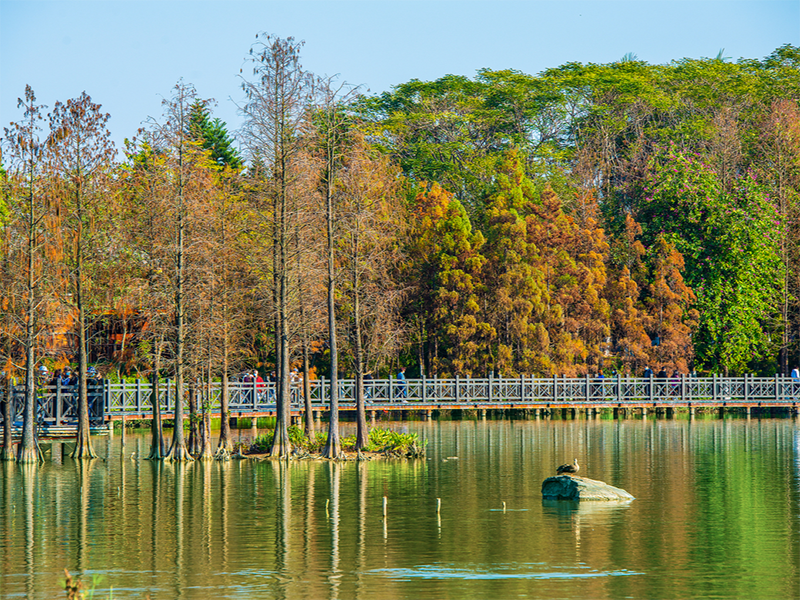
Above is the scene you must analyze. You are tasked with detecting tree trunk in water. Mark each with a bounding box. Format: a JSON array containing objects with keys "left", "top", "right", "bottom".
[
  {"left": 2, "top": 379, "right": 14, "bottom": 461},
  {"left": 188, "top": 379, "right": 200, "bottom": 455},
  {"left": 353, "top": 286, "right": 368, "bottom": 450},
  {"left": 270, "top": 285, "right": 291, "bottom": 457},
  {"left": 197, "top": 367, "right": 214, "bottom": 461},
  {"left": 215, "top": 347, "right": 232, "bottom": 459},
  {"left": 166, "top": 145, "right": 192, "bottom": 462},
  {"left": 17, "top": 183, "right": 39, "bottom": 464},
  {"left": 323, "top": 166, "right": 341, "bottom": 459},
  {"left": 72, "top": 299, "right": 96, "bottom": 459},
  {"left": 302, "top": 340, "right": 314, "bottom": 438},
  {"left": 148, "top": 345, "right": 165, "bottom": 460}
]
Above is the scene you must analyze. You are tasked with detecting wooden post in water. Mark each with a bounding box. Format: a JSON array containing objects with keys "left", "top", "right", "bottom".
[
  {"left": 641, "top": 407, "right": 647, "bottom": 419},
  {"left": 251, "top": 416, "right": 258, "bottom": 440}
]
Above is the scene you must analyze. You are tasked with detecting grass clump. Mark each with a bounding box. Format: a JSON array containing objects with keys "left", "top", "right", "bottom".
[{"left": 248, "top": 426, "right": 425, "bottom": 458}]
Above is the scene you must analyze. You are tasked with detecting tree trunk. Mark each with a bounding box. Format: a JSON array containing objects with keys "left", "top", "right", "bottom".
[
  {"left": 2, "top": 378, "right": 14, "bottom": 461},
  {"left": 197, "top": 364, "right": 214, "bottom": 461},
  {"left": 215, "top": 339, "right": 232, "bottom": 459},
  {"left": 270, "top": 171, "right": 290, "bottom": 458},
  {"left": 302, "top": 340, "right": 314, "bottom": 438},
  {"left": 148, "top": 345, "right": 165, "bottom": 460},
  {"left": 17, "top": 185, "right": 39, "bottom": 464},
  {"left": 188, "top": 378, "right": 200, "bottom": 455},
  {"left": 271, "top": 272, "right": 291, "bottom": 457},
  {"left": 72, "top": 262, "right": 96, "bottom": 459},
  {"left": 323, "top": 162, "right": 341, "bottom": 459},
  {"left": 353, "top": 268, "right": 368, "bottom": 450},
  {"left": 167, "top": 144, "right": 192, "bottom": 462}
]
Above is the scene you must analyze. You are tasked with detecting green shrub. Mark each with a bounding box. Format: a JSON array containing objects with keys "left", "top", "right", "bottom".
[{"left": 247, "top": 426, "right": 425, "bottom": 457}]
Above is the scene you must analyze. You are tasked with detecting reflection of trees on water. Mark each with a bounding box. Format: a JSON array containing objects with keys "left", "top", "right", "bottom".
[
  {"left": 327, "top": 460, "right": 342, "bottom": 600},
  {"left": 219, "top": 460, "right": 231, "bottom": 577},
  {"left": 21, "top": 464, "right": 35, "bottom": 599},
  {"left": 147, "top": 458, "right": 163, "bottom": 591},
  {"left": 302, "top": 460, "right": 317, "bottom": 585},
  {"left": 75, "top": 458, "right": 96, "bottom": 577},
  {"left": 167, "top": 461, "right": 188, "bottom": 600},
  {"left": 355, "top": 461, "right": 368, "bottom": 600},
  {"left": 275, "top": 460, "right": 292, "bottom": 600}
]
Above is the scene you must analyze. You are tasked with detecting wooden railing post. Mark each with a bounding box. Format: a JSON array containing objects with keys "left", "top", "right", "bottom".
[
  {"left": 55, "top": 380, "right": 63, "bottom": 425},
  {"left": 455, "top": 374, "right": 460, "bottom": 403},
  {"left": 166, "top": 378, "right": 172, "bottom": 415},
  {"left": 488, "top": 373, "right": 493, "bottom": 403},
  {"left": 585, "top": 374, "right": 590, "bottom": 403},
  {"left": 136, "top": 378, "right": 142, "bottom": 415},
  {"left": 775, "top": 373, "right": 780, "bottom": 403}
]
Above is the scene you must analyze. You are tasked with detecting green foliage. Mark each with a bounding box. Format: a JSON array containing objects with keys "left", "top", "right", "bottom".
[
  {"left": 187, "top": 101, "right": 242, "bottom": 170},
  {"left": 638, "top": 147, "right": 783, "bottom": 373},
  {"left": 249, "top": 426, "right": 425, "bottom": 456}
]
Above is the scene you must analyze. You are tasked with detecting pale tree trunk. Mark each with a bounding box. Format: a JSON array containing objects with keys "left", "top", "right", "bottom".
[
  {"left": 215, "top": 331, "right": 232, "bottom": 459},
  {"left": 72, "top": 211, "right": 96, "bottom": 459},
  {"left": 148, "top": 344, "right": 165, "bottom": 460},
  {"left": 167, "top": 127, "right": 192, "bottom": 461},
  {"left": 17, "top": 181, "right": 39, "bottom": 464},
  {"left": 353, "top": 290, "right": 368, "bottom": 450},
  {"left": 302, "top": 340, "right": 314, "bottom": 438},
  {"left": 323, "top": 167, "right": 341, "bottom": 459},
  {"left": 197, "top": 362, "right": 214, "bottom": 461},
  {"left": 271, "top": 267, "right": 291, "bottom": 457},
  {"left": 2, "top": 378, "right": 14, "bottom": 461},
  {"left": 188, "top": 377, "right": 200, "bottom": 455}
]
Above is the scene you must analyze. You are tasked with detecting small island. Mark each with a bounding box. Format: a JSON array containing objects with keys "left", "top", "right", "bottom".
[{"left": 541, "top": 474, "right": 634, "bottom": 501}]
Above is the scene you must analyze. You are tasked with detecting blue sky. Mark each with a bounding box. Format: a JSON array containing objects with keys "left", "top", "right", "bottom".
[{"left": 1, "top": 0, "right": 798, "bottom": 151}]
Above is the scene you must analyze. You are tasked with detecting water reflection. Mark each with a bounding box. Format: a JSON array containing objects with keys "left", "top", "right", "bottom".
[
  {"left": 541, "top": 499, "right": 634, "bottom": 523},
  {"left": 0, "top": 418, "right": 798, "bottom": 599},
  {"left": 327, "top": 460, "right": 341, "bottom": 600}
]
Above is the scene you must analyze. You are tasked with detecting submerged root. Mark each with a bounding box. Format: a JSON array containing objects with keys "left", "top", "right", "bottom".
[
  {"left": 71, "top": 444, "right": 98, "bottom": 460},
  {"left": 1, "top": 445, "right": 16, "bottom": 461},
  {"left": 165, "top": 443, "right": 194, "bottom": 462},
  {"left": 214, "top": 446, "right": 231, "bottom": 461},
  {"left": 16, "top": 444, "right": 40, "bottom": 464},
  {"left": 196, "top": 444, "right": 214, "bottom": 461}
]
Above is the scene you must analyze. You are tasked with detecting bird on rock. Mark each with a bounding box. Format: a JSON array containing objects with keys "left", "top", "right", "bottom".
[{"left": 556, "top": 458, "right": 579, "bottom": 475}]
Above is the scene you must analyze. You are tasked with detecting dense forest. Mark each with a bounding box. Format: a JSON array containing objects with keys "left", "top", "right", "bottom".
[{"left": 2, "top": 37, "right": 799, "bottom": 460}]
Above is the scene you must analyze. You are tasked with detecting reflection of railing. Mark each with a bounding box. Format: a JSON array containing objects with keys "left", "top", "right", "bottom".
[{"left": 2, "top": 375, "right": 799, "bottom": 425}]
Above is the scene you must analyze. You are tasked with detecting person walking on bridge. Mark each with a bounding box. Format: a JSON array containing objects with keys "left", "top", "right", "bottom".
[{"left": 396, "top": 366, "right": 408, "bottom": 402}]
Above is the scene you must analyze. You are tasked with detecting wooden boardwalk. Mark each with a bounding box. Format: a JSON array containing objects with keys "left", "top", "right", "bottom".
[{"left": 2, "top": 375, "right": 800, "bottom": 431}]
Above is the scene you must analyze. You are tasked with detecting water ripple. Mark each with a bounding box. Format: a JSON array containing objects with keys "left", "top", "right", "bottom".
[{"left": 372, "top": 563, "right": 644, "bottom": 581}]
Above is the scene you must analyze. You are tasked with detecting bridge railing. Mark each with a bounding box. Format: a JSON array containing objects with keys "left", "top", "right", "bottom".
[{"left": 2, "top": 375, "right": 799, "bottom": 425}]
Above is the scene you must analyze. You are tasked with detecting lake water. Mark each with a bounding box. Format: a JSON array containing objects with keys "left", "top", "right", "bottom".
[{"left": 1, "top": 415, "right": 799, "bottom": 599}]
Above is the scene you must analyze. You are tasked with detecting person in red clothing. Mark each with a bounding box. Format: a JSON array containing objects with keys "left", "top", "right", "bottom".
[{"left": 254, "top": 370, "right": 266, "bottom": 402}]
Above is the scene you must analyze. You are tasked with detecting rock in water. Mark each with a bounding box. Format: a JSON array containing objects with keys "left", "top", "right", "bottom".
[{"left": 541, "top": 475, "right": 634, "bottom": 501}]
